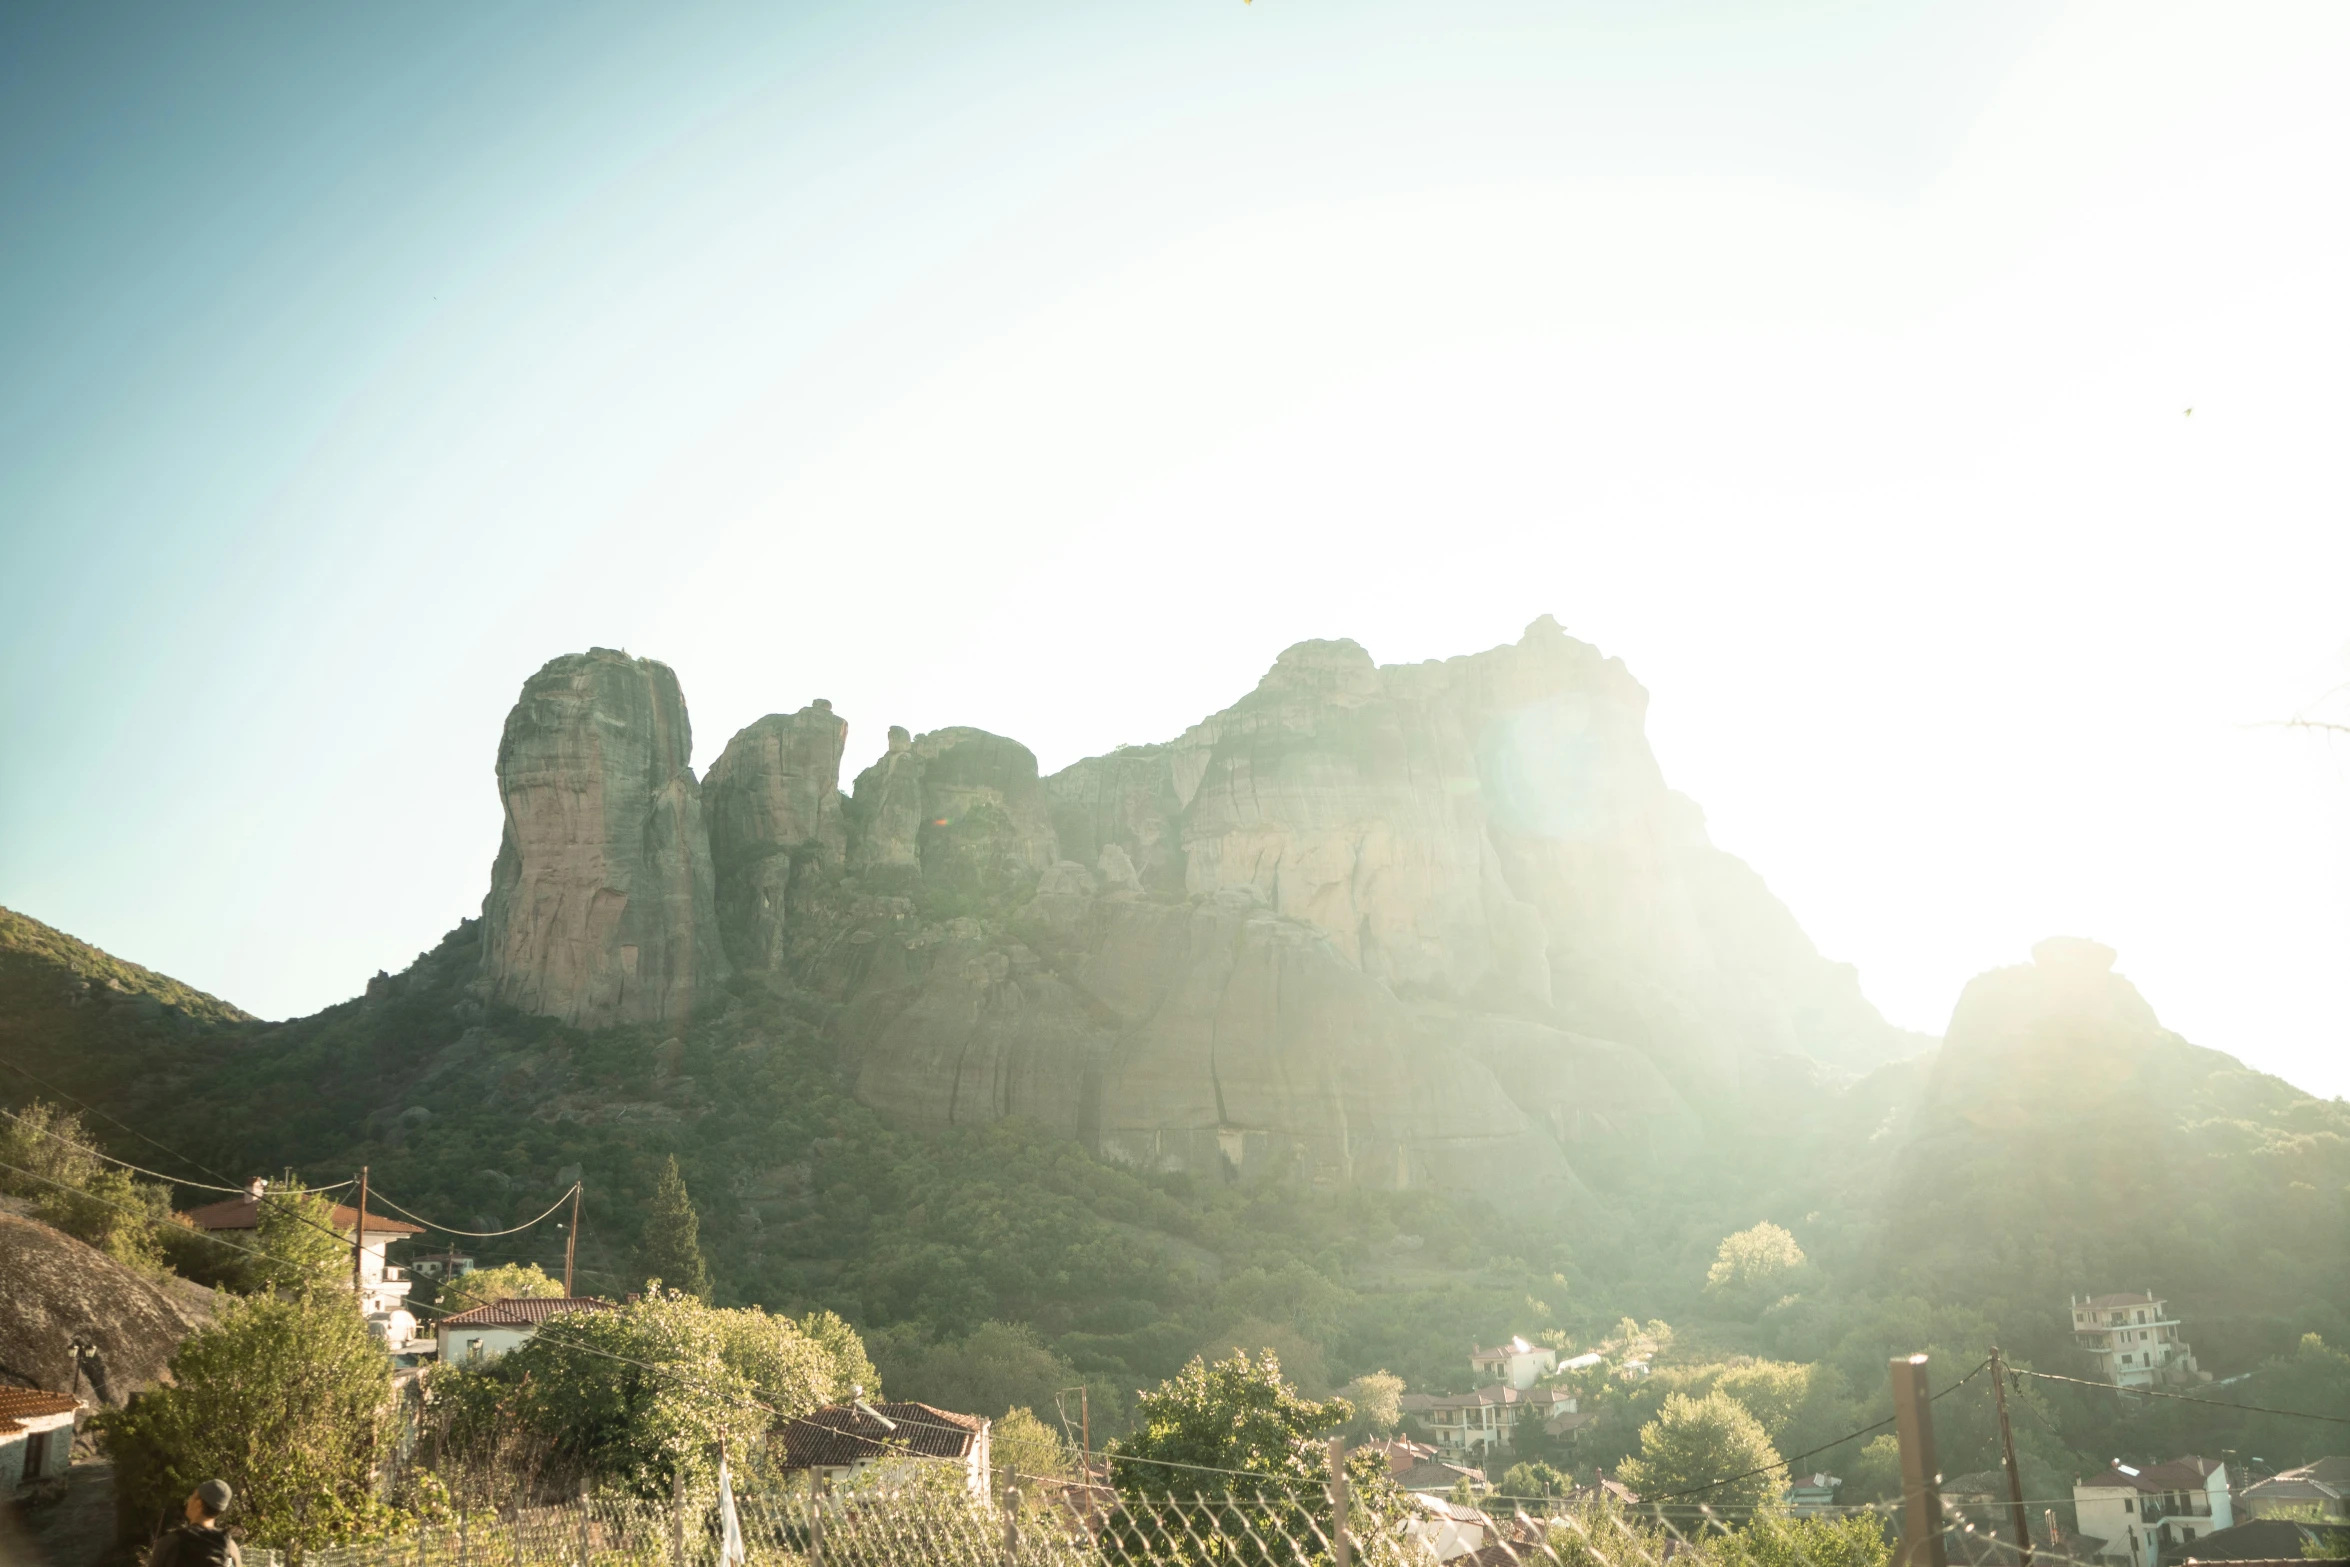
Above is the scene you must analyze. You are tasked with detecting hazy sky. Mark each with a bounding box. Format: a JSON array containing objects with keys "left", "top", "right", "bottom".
[{"left": 3, "top": 3, "right": 2346, "bottom": 1096}]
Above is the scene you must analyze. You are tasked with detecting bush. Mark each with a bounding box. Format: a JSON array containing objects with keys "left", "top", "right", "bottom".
[{"left": 97, "top": 1291, "right": 396, "bottom": 1552}]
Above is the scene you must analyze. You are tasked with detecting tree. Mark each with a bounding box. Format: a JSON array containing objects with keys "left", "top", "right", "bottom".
[
  {"left": 1699, "top": 1510, "right": 1891, "bottom": 1567},
  {"left": 97, "top": 1289, "right": 395, "bottom": 1552},
  {"left": 991, "top": 1406, "right": 1073, "bottom": 1506},
  {"left": 1502, "top": 1460, "right": 1574, "bottom": 1498},
  {"left": 1704, "top": 1224, "right": 1806, "bottom": 1314},
  {"left": 1615, "top": 1391, "right": 1783, "bottom": 1511},
  {"left": 1108, "top": 1351, "right": 1396, "bottom": 1567},
  {"left": 437, "top": 1261, "right": 564, "bottom": 1315},
  {"left": 799, "top": 1308, "right": 882, "bottom": 1402},
  {"left": 0, "top": 1100, "right": 170, "bottom": 1272},
  {"left": 641, "top": 1156, "right": 710, "bottom": 1300},
  {"left": 246, "top": 1177, "right": 349, "bottom": 1295},
  {"left": 436, "top": 1289, "right": 850, "bottom": 1496},
  {"left": 1338, "top": 1372, "right": 1404, "bottom": 1441}
]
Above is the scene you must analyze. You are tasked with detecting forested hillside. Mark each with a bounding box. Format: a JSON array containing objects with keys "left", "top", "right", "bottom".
[{"left": 5, "top": 901, "right": 2345, "bottom": 1492}]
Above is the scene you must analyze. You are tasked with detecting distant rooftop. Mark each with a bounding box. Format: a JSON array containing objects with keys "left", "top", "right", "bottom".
[{"left": 438, "top": 1296, "right": 615, "bottom": 1329}]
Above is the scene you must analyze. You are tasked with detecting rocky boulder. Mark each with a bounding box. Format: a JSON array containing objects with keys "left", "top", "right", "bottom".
[
  {"left": 478, "top": 649, "right": 727, "bottom": 1026},
  {"left": 706, "top": 702, "right": 850, "bottom": 974}
]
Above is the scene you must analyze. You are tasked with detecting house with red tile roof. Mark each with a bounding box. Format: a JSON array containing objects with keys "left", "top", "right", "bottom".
[
  {"left": 182, "top": 1178, "right": 425, "bottom": 1344},
  {"left": 0, "top": 1389, "right": 83, "bottom": 1491},
  {"left": 436, "top": 1296, "right": 617, "bottom": 1364}
]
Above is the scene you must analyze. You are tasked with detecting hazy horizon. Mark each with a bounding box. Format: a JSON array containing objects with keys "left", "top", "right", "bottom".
[{"left": 4, "top": 3, "right": 2346, "bottom": 1096}]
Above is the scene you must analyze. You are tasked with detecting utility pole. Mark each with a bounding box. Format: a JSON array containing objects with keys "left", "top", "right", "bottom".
[
  {"left": 564, "top": 1181, "right": 580, "bottom": 1296},
  {"left": 1990, "top": 1348, "right": 2033, "bottom": 1567},
  {"left": 1327, "top": 1435, "right": 1352, "bottom": 1567},
  {"left": 353, "top": 1166, "right": 370, "bottom": 1304},
  {"left": 1890, "top": 1354, "right": 1948, "bottom": 1567}
]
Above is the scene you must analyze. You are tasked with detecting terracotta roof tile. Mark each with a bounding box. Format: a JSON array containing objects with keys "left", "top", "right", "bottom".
[
  {"left": 0, "top": 1389, "right": 82, "bottom": 1423},
  {"left": 438, "top": 1297, "right": 615, "bottom": 1329},
  {"left": 180, "top": 1195, "right": 423, "bottom": 1236}
]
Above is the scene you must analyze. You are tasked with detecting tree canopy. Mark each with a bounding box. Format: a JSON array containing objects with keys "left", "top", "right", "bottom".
[
  {"left": 1615, "top": 1391, "right": 1784, "bottom": 1511},
  {"left": 438, "top": 1260, "right": 564, "bottom": 1315},
  {"left": 97, "top": 1289, "right": 396, "bottom": 1552},
  {"left": 641, "top": 1155, "right": 710, "bottom": 1300}
]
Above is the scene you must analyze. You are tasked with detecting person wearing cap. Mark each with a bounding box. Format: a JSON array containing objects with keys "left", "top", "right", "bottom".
[{"left": 147, "top": 1480, "right": 240, "bottom": 1567}]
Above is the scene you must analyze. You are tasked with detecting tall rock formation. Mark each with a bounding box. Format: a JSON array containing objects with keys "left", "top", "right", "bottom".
[
  {"left": 479, "top": 649, "right": 727, "bottom": 1027},
  {"left": 706, "top": 702, "right": 850, "bottom": 974},
  {"left": 473, "top": 620, "right": 1913, "bottom": 1204}
]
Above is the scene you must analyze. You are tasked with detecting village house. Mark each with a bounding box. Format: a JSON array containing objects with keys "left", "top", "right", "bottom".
[
  {"left": 409, "top": 1247, "right": 476, "bottom": 1280},
  {"left": 1373, "top": 1436, "right": 1491, "bottom": 1496},
  {"left": 2069, "top": 1293, "right": 2204, "bottom": 1389},
  {"left": 2238, "top": 1458, "right": 2349, "bottom": 1523},
  {"left": 778, "top": 1399, "right": 992, "bottom": 1503},
  {"left": 1782, "top": 1472, "right": 1842, "bottom": 1514},
  {"left": 1402, "top": 1493, "right": 1492, "bottom": 1561},
  {"left": 0, "top": 1389, "right": 83, "bottom": 1491},
  {"left": 2072, "top": 1457, "right": 2232, "bottom": 1567},
  {"left": 435, "top": 1296, "right": 617, "bottom": 1363},
  {"left": 1401, "top": 1342, "right": 1589, "bottom": 1456},
  {"left": 1470, "top": 1337, "right": 1557, "bottom": 1390},
  {"left": 184, "top": 1178, "right": 425, "bottom": 1345}
]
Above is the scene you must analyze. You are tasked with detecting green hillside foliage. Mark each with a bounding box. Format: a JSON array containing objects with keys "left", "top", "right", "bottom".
[
  {"left": 3, "top": 908, "right": 2345, "bottom": 1496},
  {"left": 0, "top": 906, "right": 251, "bottom": 1028}
]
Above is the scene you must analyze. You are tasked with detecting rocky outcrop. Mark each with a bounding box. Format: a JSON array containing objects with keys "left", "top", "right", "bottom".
[
  {"left": 0, "top": 1209, "right": 210, "bottom": 1406},
  {"left": 478, "top": 650, "right": 727, "bottom": 1027},
  {"left": 842, "top": 727, "right": 1059, "bottom": 908},
  {"left": 706, "top": 702, "right": 849, "bottom": 974},
  {"left": 1044, "top": 618, "right": 1909, "bottom": 1090},
  {"left": 472, "top": 621, "right": 1909, "bottom": 1204}
]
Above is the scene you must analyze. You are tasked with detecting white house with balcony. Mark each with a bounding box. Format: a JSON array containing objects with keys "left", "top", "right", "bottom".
[
  {"left": 2070, "top": 1292, "right": 2203, "bottom": 1388},
  {"left": 184, "top": 1178, "right": 425, "bottom": 1344},
  {"left": 2074, "top": 1457, "right": 2231, "bottom": 1567}
]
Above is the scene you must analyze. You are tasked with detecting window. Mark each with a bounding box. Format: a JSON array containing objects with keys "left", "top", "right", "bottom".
[{"left": 2125, "top": 1501, "right": 2135, "bottom": 1515}]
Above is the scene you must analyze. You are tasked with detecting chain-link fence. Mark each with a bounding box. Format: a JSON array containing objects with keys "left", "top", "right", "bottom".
[{"left": 247, "top": 1467, "right": 2142, "bottom": 1567}]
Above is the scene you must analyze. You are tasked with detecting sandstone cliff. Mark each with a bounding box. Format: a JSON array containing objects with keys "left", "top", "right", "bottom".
[
  {"left": 482, "top": 622, "right": 1913, "bottom": 1202},
  {"left": 478, "top": 649, "right": 727, "bottom": 1027}
]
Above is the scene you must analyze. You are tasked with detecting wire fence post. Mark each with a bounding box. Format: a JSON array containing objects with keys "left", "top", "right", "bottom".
[
  {"left": 1890, "top": 1354, "right": 1948, "bottom": 1567},
  {"left": 1002, "top": 1486, "right": 1021, "bottom": 1565},
  {"left": 1327, "top": 1435, "right": 1351, "bottom": 1567},
  {"left": 671, "top": 1465, "right": 688, "bottom": 1567},
  {"left": 807, "top": 1475, "right": 824, "bottom": 1567},
  {"left": 575, "top": 1480, "right": 593, "bottom": 1567}
]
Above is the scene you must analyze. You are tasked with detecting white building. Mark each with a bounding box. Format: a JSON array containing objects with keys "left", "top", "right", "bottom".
[
  {"left": 0, "top": 1389, "right": 82, "bottom": 1491},
  {"left": 2073, "top": 1457, "right": 2231, "bottom": 1567},
  {"left": 436, "top": 1296, "right": 616, "bottom": 1363},
  {"left": 184, "top": 1179, "right": 425, "bottom": 1344},
  {"left": 411, "top": 1248, "right": 476, "bottom": 1280},
  {"left": 1470, "top": 1337, "right": 1558, "bottom": 1391},
  {"left": 2069, "top": 1293, "right": 2202, "bottom": 1388}
]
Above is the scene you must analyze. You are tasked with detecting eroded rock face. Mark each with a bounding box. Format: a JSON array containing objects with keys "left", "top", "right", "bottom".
[
  {"left": 479, "top": 650, "right": 727, "bottom": 1027},
  {"left": 1049, "top": 617, "right": 1909, "bottom": 1091},
  {"left": 707, "top": 702, "right": 849, "bottom": 974},
  {"left": 473, "top": 620, "right": 1907, "bottom": 1205}
]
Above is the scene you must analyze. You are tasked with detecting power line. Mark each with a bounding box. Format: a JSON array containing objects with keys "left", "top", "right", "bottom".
[
  {"left": 367, "top": 1183, "right": 580, "bottom": 1238},
  {"left": 2009, "top": 1367, "right": 2349, "bottom": 1426},
  {"left": 1637, "top": 1357, "right": 1992, "bottom": 1502},
  {"left": 0, "top": 1104, "right": 355, "bottom": 1197},
  {"left": 0, "top": 1051, "right": 244, "bottom": 1187}
]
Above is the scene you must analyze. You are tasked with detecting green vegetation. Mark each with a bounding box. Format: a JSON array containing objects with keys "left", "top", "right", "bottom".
[
  {"left": 1106, "top": 1350, "right": 1395, "bottom": 1567},
  {"left": 0, "top": 1099, "right": 172, "bottom": 1272},
  {"left": 5, "top": 902, "right": 2347, "bottom": 1519},
  {"left": 439, "top": 1261, "right": 564, "bottom": 1315},
  {"left": 1614, "top": 1390, "right": 1783, "bottom": 1510},
  {"left": 434, "top": 1288, "right": 860, "bottom": 1497},
  {"left": 98, "top": 1289, "right": 397, "bottom": 1552},
  {"left": 641, "top": 1154, "right": 711, "bottom": 1300}
]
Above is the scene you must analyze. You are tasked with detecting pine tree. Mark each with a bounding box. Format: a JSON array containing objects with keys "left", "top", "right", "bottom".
[{"left": 642, "top": 1154, "right": 711, "bottom": 1300}]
